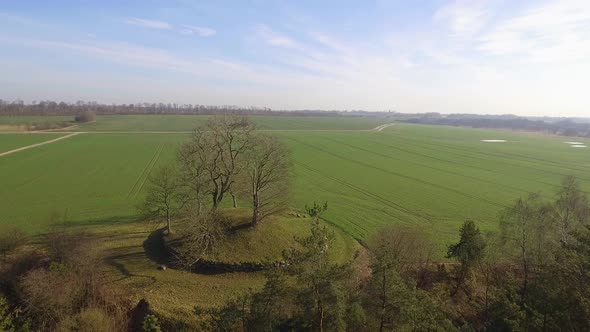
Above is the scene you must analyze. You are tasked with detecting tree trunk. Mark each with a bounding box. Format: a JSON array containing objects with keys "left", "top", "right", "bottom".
[
  {"left": 451, "top": 267, "right": 466, "bottom": 298},
  {"left": 522, "top": 261, "right": 528, "bottom": 304},
  {"left": 252, "top": 209, "right": 259, "bottom": 226},
  {"left": 521, "top": 244, "right": 529, "bottom": 304},
  {"left": 212, "top": 193, "right": 218, "bottom": 208},
  {"left": 319, "top": 304, "right": 324, "bottom": 332},
  {"left": 251, "top": 168, "right": 259, "bottom": 226},
  {"left": 251, "top": 190, "right": 260, "bottom": 226},
  {"left": 231, "top": 193, "right": 238, "bottom": 208},
  {"left": 166, "top": 214, "right": 171, "bottom": 235},
  {"left": 379, "top": 270, "right": 387, "bottom": 332},
  {"left": 212, "top": 191, "right": 224, "bottom": 209}
]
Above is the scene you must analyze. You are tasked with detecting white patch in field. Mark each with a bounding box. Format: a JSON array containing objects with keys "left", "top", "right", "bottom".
[
  {"left": 571, "top": 145, "right": 587, "bottom": 148},
  {"left": 564, "top": 142, "right": 584, "bottom": 145},
  {"left": 481, "top": 139, "right": 507, "bottom": 143}
]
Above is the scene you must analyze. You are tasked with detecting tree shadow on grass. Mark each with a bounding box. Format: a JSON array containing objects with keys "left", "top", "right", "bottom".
[
  {"left": 99, "top": 224, "right": 160, "bottom": 284},
  {"left": 104, "top": 251, "right": 157, "bottom": 283},
  {"left": 142, "top": 227, "right": 170, "bottom": 265},
  {"left": 63, "top": 214, "right": 141, "bottom": 228}
]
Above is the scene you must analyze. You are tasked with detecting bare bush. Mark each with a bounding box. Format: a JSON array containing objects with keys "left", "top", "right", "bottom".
[
  {"left": 18, "top": 229, "right": 130, "bottom": 331},
  {"left": 0, "top": 228, "right": 29, "bottom": 258},
  {"left": 55, "top": 307, "right": 117, "bottom": 332},
  {"left": 20, "top": 266, "right": 87, "bottom": 326},
  {"left": 42, "top": 227, "right": 98, "bottom": 268},
  {"left": 172, "top": 210, "right": 230, "bottom": 269}
]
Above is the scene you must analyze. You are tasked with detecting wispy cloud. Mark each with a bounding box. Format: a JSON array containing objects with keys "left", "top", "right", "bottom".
[
  {"left": 180, "top": 25, "right": 216, "bottom": 37},
  {"left": 434, "top": 2, "right": 489, "bottom": 37},
  {"left": 255, "top": 24, "right": 303, "bottom": 50},
  {"left": 125, "top": 17, "right": 171, "bottom": 30},
  {"left": 0, "top": 35, "right": 336, "bottom": 90},
  {"left": 478, "top": 0, "right": 590, "bottom": 63}
]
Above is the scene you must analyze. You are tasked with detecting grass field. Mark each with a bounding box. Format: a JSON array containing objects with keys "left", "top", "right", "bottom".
[
  {"left": 1, "top": 116, "right": 590, "bottom": 251},
  {"left": 283, "top": 125, "right": 590, "bottom": 245},
  {"left": 0, "top": 114, "right": 390, "bottom": 131},
  {"left": 0, "top": 133, "right": 182, "bottom": 231},
  {"left": 0, "top": 133, "right": 65, "bottom": 153},
  {"left": 62, "top": 114, "right": 391, "bottom": 131}
]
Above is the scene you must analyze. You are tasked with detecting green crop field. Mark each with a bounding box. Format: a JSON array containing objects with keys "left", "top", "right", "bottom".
[
  {"left": 1, "top": 115, "right": 590, "bottom": 252},
  {"left": 1, "top": 114, "right": 391, "bottom": 131},
  {"left": 0, "top": 133, "right": 66, "bottom": 153},
  {"left": 0, "top": 133, "right": 183, "bottom": 231},
  {"left": 64, "top": 114, "right": 391, "bottom": 131}
]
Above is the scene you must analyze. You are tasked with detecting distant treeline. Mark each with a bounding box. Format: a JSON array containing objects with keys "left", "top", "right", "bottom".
[
  {"left": 3, "top": 99, "right": 589, "bottom": 136},
  {"left": 403, "top": 113, "right": 590, "bottom": 137},
  {"left": 0, "top": 99, "right": 373, "bottom": 117}
]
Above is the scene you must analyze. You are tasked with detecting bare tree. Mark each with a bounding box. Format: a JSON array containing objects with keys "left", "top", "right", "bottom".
[
  {"left": 368, "top": 224, "right": 434, "bottom": 274},
  {"left": 140, "top": 165, "right": 185, "bottom": 234},
  {"left": 500, "top": 193, "right": 555, "bottom": 303},
  {"left": 178, "top": 142, "right": 209, "bottom": 214},
  {"left": 179, "top": 116, "right": 255, "bottom": 209},
  {"left": 553, "top": 176, "right": 590, "bottom": 245},
  {"left": 246, "top": 134, "right": 290, "bottom": 226},
  {"left": 366, "top": 225, "right": 434, "bottom": 331}
]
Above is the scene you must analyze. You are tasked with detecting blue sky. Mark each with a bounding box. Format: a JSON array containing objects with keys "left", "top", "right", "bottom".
[{"left": 1, "top": 0, "right": 589, "bottom": 116}]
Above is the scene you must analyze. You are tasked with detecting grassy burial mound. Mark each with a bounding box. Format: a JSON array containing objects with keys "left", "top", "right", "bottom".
[
  {"left": 138, "top": 115, "right": 360, "bottom": 274},
  {"left": 160, "top": 208, "right": 359, "bottom": 273}
]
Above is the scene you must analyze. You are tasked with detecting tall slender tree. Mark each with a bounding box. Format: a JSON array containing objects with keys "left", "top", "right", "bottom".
[
  {"left": 140, "top": 165, "right": 185, "bottom": 234},
  {"left": 246, "top": 134, "right": 290, "bottom": 226}
]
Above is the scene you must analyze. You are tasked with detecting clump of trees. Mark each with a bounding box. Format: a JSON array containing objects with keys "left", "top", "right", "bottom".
[
  {"left": 195, "top": 175, "right": 590, "bottom": 331},
  {"left": 144, "top": 116, "right": 290, "bottom": 230},
  {"left": 74, "top": 110, "right": 96, "bottom": 123}
]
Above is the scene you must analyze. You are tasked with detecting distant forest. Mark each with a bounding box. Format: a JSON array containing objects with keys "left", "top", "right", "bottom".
[
  {"left": 0, "top": 99, "right": 361, "bottom": 117},
  {"left": 403, "top": 113, "right": 590, "bottom": 138}
]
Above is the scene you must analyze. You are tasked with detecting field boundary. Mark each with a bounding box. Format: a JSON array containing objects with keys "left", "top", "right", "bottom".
[{"left": 0, "top": 132, "right": 81, "bottom": 157}]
